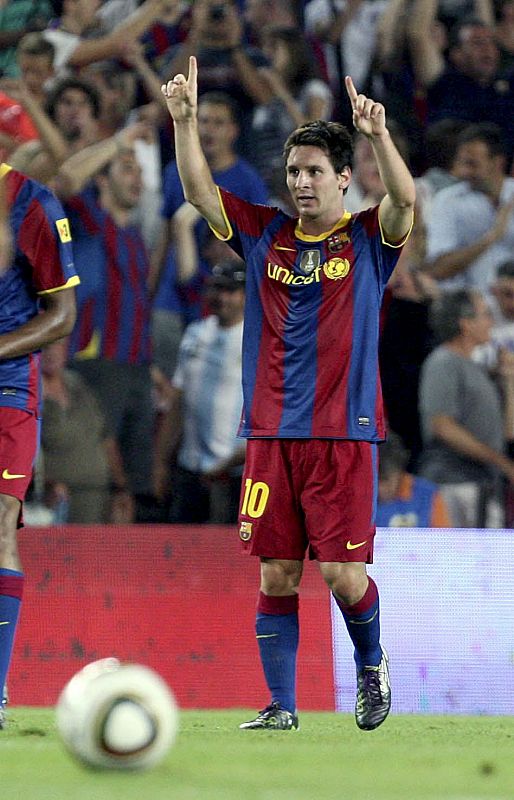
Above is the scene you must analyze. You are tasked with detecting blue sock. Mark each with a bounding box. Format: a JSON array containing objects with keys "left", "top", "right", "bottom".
[
  {"left": 256, "top": 592, "right": 299, "bottom": 713},
  {"left": 335, "top": 577, "right": 382, "bottom": 669},
  {"left": 0, "top": 569, "right": 24, "bottom": 700}
]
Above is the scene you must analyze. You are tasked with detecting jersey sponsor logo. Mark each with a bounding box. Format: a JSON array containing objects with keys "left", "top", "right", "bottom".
[
  {"left": 55, "top": 217, "right": 72, "bottom": 243},
  {"left": 239, "top": 520, "right": 253, "bottom": 541},
  {"left": 2, "top": 469, "right": 27, "bottom": 480},
  {"left": 267, "top": 262, "right": 322, "bottom": 286},
  {"left": 300, "top": 249, "right": 320, "bottom": 275},
  {"left": 346, "top": 539, "right": 368, "bottom": 550},
  {"left": 327, "top": 231, "right": 350, "bottom": 253},
  {"left": 323, "top": 257, "right": 351, "bottom": 280}
]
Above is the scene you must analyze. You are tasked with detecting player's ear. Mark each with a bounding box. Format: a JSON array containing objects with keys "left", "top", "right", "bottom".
[{"left": 338, "top": 166, "right": 352, "bottom": 191}]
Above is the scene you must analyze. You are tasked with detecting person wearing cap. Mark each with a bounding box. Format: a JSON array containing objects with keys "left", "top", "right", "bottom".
[{"left": 155, "top": 257, "right": 246, "bottom": 523}]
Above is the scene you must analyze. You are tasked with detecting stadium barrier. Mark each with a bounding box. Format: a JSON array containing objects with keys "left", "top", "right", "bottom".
[{"left": 11, "top": 525, "right": 514, "bottom": 714}]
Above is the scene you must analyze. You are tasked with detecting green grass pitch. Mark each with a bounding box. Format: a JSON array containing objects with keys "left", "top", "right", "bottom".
[{"left": 1, "top": 708, "right": 513, "bottom": 800}]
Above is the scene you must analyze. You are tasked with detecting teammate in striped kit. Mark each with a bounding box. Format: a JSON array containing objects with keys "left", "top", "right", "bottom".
[
  {"left": 0, "top": 163, "right": 78, "bottom": 728},
  {"left": 162, "top": 58, "right": 415, "bottom": 731}
]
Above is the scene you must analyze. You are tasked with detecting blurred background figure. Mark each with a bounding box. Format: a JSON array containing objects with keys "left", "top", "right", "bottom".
[
  {"left": 251, "top": 25, "right": 333, "bottom": 195},
  {"left": 60, "top": 146, "right": 155, "bottom": 522},
  {"left": 376, "top": 431, "right": 450, "bottom": 528},
  {"left": 419, "top": 288, "right": 514, "bottom": 527},
  {"left": 0, "top": 0, "right": 52, "bottom": 80},
  {"left": 304, "top": 0, "right": 389, "bottom": 125},
  {"left": 151, "top": 90, "right": 267, "bottom": 380},
  {"left": 39, "top": 338, "right": 130, "bottom": 524},
  {"left": 379, "top": 213, "right": 439, "bottom": 471},
  {"left": 425, "top": 122, "right": 514, "bottom": 294},
  {"left": 163, "top": 0, "right": 272, "bottom": 159},
  {"left": 155, "top": 260, "right": 246, "bottom": 524}
]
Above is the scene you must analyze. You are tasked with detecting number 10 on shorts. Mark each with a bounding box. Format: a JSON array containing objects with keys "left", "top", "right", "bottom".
[{"left": 240, "top": 479, "right": 270, "bottom": 518}]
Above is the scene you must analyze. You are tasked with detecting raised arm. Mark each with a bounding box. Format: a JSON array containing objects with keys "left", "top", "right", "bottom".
[
  {"left": 161, "top": 56, "right": 228, "bottom": 235},
  {"left": 345, "top": 76, "right": 415, "bottom": 242},
  {"left": 65, "top": 0, "right": 166, "bottom": 69}
]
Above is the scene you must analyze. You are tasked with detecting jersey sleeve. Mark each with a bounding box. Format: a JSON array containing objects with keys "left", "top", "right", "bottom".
[
  {"left": 210, "top": 187, "right": 280, "bottom": 260},
  {"left": 18, "top": 184, "right": 78, "bottom": 294},
  {"left": 357, "top": 205, "right": 411, "bottom": 286}
]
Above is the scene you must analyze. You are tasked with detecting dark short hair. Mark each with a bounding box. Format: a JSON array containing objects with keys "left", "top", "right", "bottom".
[
  {"left": 497, "top": 260, "right": 514, "bottom": 280},
  {"left": 45, "top": 77, "right": 101, "bottom": 121},
  {"left": 283, "top": 120, "right": 354, "bottom": 174},
  {"left": 456, "top": 122, "right": 506, "bottom": 158},
  {"left": 429, "top": 288, "right": 478, "bottom": 343}
]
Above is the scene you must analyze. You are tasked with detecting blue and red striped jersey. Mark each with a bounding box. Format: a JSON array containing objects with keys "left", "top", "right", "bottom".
[
  {"left": 0, "top": 164, "right": 78, "bottom": 414},
  {"left": 66, "top": 188, "right": 151, "bottom": 365},
  {"left": 216, "top": 188, "right": 407, "bottom": 441}
]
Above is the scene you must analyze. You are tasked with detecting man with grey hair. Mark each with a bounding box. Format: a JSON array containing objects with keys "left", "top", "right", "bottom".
[{"left": 419, "top": 288, "right": 514, "bottom": 527}]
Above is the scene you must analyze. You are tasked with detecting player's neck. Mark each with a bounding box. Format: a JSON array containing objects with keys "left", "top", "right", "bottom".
[{"left": 298, "top": 210, "right": 348, "bottom": 238}]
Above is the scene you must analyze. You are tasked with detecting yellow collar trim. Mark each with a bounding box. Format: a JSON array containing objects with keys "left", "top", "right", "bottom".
[
  {"left": 0, "top": 163, "right": 12, "bottom": 179},
  {"left": 295, "top": 211, "right": 352, "bottom": 242}
]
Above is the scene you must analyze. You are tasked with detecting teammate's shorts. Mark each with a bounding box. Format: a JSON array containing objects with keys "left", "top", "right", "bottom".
[
  {"left": 238, "top": 439, "right": 378, "bottom": 563},
  {"left": 0, "top": 407, "right": 39, "bottom": 502}
]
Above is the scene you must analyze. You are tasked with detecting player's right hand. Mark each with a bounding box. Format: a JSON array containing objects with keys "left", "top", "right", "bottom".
[{"left": 161, "top": 56, "right": 198, "bottom": 122}]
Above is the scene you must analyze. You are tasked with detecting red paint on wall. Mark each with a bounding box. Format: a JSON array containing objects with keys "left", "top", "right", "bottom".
[{"left": 11, "top": 526, "right": 335, "bottom": 710}]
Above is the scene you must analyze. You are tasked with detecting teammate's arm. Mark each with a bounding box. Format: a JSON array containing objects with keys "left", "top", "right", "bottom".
[
  {"left": 0, "top": 287, "right": 76, "bottom": 360},
  {"left": 161, "top": 56, "right": 229, "bottom": 236},
  {"left": 345, "top": 76, "right": 415, "bottom": 243}
]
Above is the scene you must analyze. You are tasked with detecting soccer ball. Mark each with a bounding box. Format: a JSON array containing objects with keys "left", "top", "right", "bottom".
[{"left": 56, "top": 658, "right": 179, "bottom": 770}]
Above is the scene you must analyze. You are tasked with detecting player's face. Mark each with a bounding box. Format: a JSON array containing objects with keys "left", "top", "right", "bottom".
[
  {"left": 493, "top": 277, "right": 514, "bottom": 321},
  {"left": 286, "top": 146, "right": 349, "bottom": 229}
]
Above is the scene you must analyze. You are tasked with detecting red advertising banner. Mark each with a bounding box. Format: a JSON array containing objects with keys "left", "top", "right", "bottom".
[{"left": 11, "top": 525, "right": 335, "bottom": 710}]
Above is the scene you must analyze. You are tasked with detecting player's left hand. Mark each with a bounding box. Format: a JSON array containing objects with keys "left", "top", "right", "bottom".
[{"left": 345, "top": 76, "right": 386, "bottom": 138}]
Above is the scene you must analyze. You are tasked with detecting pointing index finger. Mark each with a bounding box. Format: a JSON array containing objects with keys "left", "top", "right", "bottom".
[
  {"left": 187, "top": 55, "right": 198, "bottom": 92},
  {"left": 345, "top": 75, "right": 358, "bottom": 107}
]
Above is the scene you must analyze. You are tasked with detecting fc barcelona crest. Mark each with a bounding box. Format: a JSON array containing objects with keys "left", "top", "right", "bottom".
[
  {"left": 327, "top": 231, "right": 350, "bottom": 253},
  {"left": 300, "top": 249, "right": 320, "bottom": 275}
]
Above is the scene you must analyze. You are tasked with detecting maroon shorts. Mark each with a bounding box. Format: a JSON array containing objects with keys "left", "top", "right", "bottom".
[
  {"left": 238, "top": 439, "right": 378, "bottom": 563},
  {"left": 0, "top": 407, "right": 39, "bottom": 501}
]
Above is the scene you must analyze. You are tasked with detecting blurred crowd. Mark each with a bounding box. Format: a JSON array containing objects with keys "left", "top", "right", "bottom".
[{"left": 1, "top": 0, "right": 514, "bottom": 528}]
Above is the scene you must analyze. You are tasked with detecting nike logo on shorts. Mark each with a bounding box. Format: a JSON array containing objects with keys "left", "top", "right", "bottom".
[
  {"left": 346, "top": 540, "right": 367, "bottom": 550},
  {"left": 2, "top": 469, "right": 27, "bottom": 480}
]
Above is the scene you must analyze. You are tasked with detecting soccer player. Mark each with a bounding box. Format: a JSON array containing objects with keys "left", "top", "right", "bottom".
[
  {"left": 161, "top": 57, "right": 415, "bottom": 731},
  {"left": 0, "top": 162, "right": 78, "bottom": 728}
]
